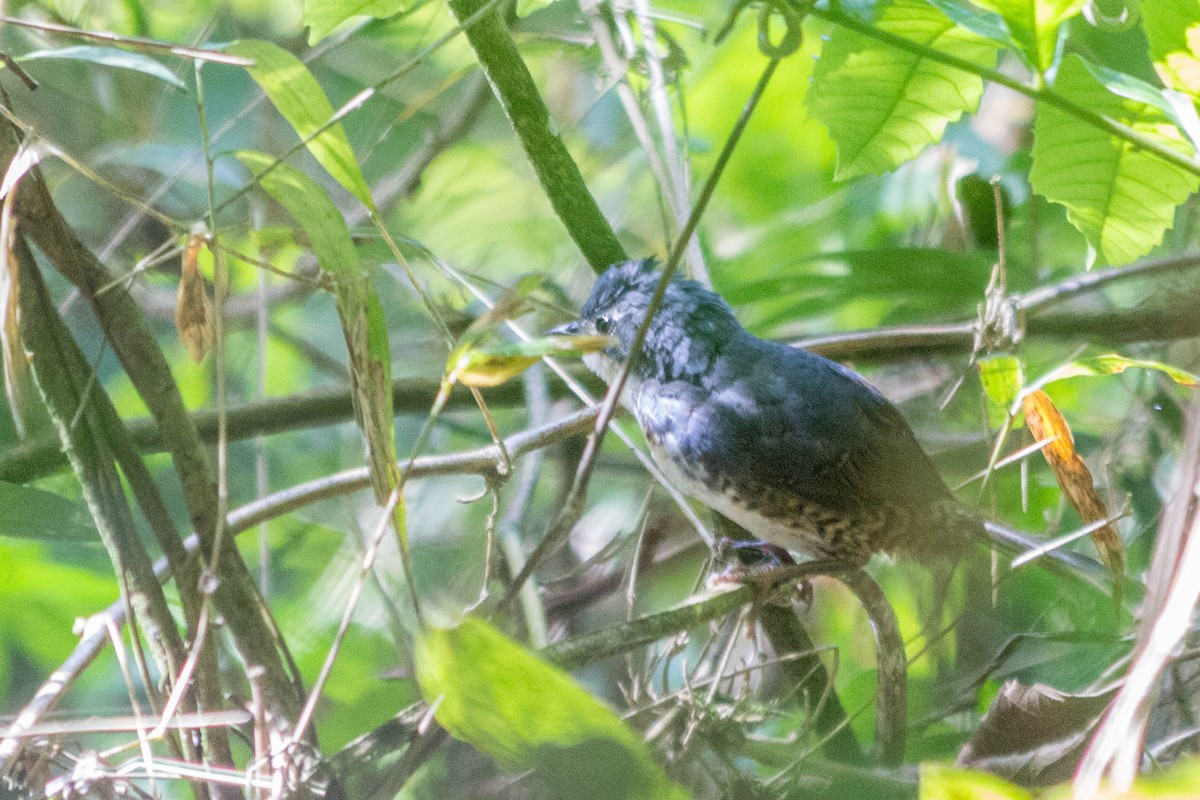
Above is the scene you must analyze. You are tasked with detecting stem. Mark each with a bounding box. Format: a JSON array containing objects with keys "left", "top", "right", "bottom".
[{"left": 446, "top": 0, "right": 627, "bottom": 271}]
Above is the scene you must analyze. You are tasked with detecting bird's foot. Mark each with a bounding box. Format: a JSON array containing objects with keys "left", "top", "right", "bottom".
[{"left": 709, "top": 538, "right": 860, "bottom": 605}]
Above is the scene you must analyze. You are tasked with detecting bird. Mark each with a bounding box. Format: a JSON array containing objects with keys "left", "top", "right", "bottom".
[{"left": 549, "top": 258, "right": 1046, "bottom": 568}]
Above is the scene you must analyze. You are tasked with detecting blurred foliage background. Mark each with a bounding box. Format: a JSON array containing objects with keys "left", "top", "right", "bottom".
[{"left": 1, "top": 0, "right": 1200, "bottom": 798}]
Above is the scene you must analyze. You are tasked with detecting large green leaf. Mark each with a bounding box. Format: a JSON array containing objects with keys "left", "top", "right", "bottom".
[
  {"left": 1029, "top": 54, "right": 1200, "bottom": 266},
  {"left": 919, "top": 763, "right": 1031, "bottom": 799},
  {"left": 1142, "top": 0, "right": 1200, "bottom": 97},
  {"left": 225, "top": 40, "right": 375, "bottom": 211},
  {"left": 808, "top": 0, "right": 1000, "bottom": 179},
  {"left": 416, "top": 618, "right": 689, "bottom": 800},
  {"left": 303, "top": 0, "right": 410, "bottom": 45},
  {"left": 0, "top": 482, "right": 97, "bottom": 542},
  {"left": 969, "top": 0, "right": 1082, "bottom": 73}
]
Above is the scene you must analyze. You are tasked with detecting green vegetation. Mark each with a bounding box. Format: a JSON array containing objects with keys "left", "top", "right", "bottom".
[{"left": 2, "top": 0, "right": 1200, "bottom": 798}]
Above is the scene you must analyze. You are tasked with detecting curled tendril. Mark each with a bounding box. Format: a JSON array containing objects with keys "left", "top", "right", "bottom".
[
  {"left": 757, "top": 1, "right": 804, "bottom": 58},
  {"left": 1082, "top": 0, "right": 1140, "bottom": 31},
  {"left": 715, "top": 0, "right": 807, "bottom": 58}
]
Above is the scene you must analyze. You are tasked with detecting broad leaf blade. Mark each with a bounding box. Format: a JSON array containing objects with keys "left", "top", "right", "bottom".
[
  {"left": 969, "top": 0, "right": 1082, "bottom": 73},
  {"left": 303, "top": 0, "right": 410, "bottom": 45},
  {"left": 1142, "top": 0, "right": 1200, "bottom": 97},
  {"left": 808, "top": 0, "right": 1000, "bottom": 179},
  {"left": 1030, "top": 55, "right": 1200, "bottom": 266},
  {"left": 226, "top": 39, "right": 375, "bottom": 211},
  {"left": 416, "top": 618, "right": 689, "bottom": 800},
  {"left": 920, "top": 762, "right": 1033, "bottom": 799}
]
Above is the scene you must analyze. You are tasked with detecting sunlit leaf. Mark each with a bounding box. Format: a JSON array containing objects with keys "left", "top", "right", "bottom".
[
  {"left": 415, "top": 617, "right": 689, "bottom": 800},
  {"left": 1035, "top": 352, "right": 1200, "bottom": 389},
  {"left": 0, "top": 483, "right": 98, "bottom": 542},
  {"left": 920, "top": 762, "right": 1031, "bottom": 799},
  {"left": 303, "top": 0, "right": 411, "bottom": 45},
  {"left": 1142, "top": 0, "right": 1200, "bottom": 97},
  {"left": 445, "top": 335, "right": 614, "bottom": 389},
  {"left": 808, "top": 0, "right": 1000, "bottom": 179},
  {"left": 923, "top": 0, "right": 1015, "bottom": 45},
  {"left": 447, "top": 349, "right": 541, "bottom": 389},
  {"left": 225, "top": 40, "right": 375, "bottom": 211},
  {"left": 19, "top": 45, "right": 186, "bottom": 89},
  {"left": 1030, "top": 54, "right": 1200, "bottom": 266},
  {"left": 979, "top": 354, "right": 1025, "bottom": 408},
  {"left": 968, "top": 0, "right": 1082, "bottom": 72}
]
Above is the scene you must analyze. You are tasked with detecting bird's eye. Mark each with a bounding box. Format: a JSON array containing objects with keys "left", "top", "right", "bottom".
[{"left": 594, "top": 315, "right": 612, "bottom": 334}]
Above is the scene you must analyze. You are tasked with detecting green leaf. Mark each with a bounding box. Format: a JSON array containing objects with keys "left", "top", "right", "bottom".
[
  {"left": 919, "top": 762, "right": 1032, "bottom": 799},
  {"left": 1030, "top": 55, "right": 1200, "bottom": 266},
  {"left": 808, "top": 0, "right": 1000, "bottom": 179},
  {"left": 233, "top": 150, "right": 359, "bottom": 280},
  {"left": 978, "top": 354, "right": 1025, "bottom": 407},
  {"left": 303, "top": 0, "right": 410, "bottom": 45},
  {"left": 225, "top": 40, "right": 375, "bottom": 211},
  {"left": 969, "top": 0, "right": 1082, "bottom": 73},
  {"left": 0, "top": 483, "right": 97, "bottom": 542},
  {"left": 923, "top": 0, "right": 1015, "bottom": 46},
  {"left": 444, "top": 336, "right": 612, "bottom": 389},
  {"left": 18, "top": 45, "right": 186, "bottom": 89},
  {"left": 1142, "top": 0, "right": 1200, "bottom": 97},
  {"left": 1034, "top": 352, "right": 1200, "bottom": 390},
  {"left": 234, "top": 149, "right": 399, "bottom": 510},
  {"left": 416, "top": 618, "right": 689, "bottom": 800}
]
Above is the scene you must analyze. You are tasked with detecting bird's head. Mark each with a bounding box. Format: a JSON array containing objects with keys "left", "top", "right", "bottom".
[{"left": 550, "top": 259, "right": 742, "bottom": 384}]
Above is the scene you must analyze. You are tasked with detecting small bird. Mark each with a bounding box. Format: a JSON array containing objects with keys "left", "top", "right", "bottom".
[{"left": 551, "top": 258, "right": 995, "bottom": 566}]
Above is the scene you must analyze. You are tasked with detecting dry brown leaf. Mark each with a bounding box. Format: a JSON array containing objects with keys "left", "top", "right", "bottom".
[
  {"left": 1023, "top": 390, "right": 1125, "bottom": 585},
  {"left": 175, "top": 230, "right": 213, "bottom": 363},
  {"left": 958, "top": 680, "right": 1117, "bottom": 787}
]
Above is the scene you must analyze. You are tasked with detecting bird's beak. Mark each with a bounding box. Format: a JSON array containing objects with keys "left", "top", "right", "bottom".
[{"left": 547, "top": 320, "right": 582, "bottom": 337}]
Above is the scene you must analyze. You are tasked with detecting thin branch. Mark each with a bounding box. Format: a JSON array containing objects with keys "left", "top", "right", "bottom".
[
  {"left": 0, "top": 406, "right": 597, "bottom": 764},
  {"left": 0, "top": 238, "right": 191, "bottom": 779},
  {"left": 447, "top": 0, "right": 627, "bottom": 271},
  {"left": 0, "top": 16, "right": 253, "bottom": 66},
  {"left": 0, "top": 102, "right": 306, "bottom": 741},
  {"left": 6, "top": 246, "right": 1200, "bottom": 486},
  {"left": 0, "top": 378, "right": 530, "bottom": 482}
]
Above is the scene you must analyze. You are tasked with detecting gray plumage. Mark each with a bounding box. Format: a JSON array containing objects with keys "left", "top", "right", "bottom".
[{"left": 555, "top": 258, "right": 976, "bottom": 564}]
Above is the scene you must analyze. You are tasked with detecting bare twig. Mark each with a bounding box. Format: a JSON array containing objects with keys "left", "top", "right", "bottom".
[{"left": 0, "top": 16, "right": 253, "bottom": 66}]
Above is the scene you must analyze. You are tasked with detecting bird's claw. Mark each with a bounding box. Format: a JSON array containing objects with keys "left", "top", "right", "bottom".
[{"left": 709, "top": 538, "right": 813, "bottom": 607}]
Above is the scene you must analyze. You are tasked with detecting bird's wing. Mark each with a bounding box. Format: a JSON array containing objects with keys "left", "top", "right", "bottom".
[{"left": 668, "top": 342, "right": 953, "bottom": 513}]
